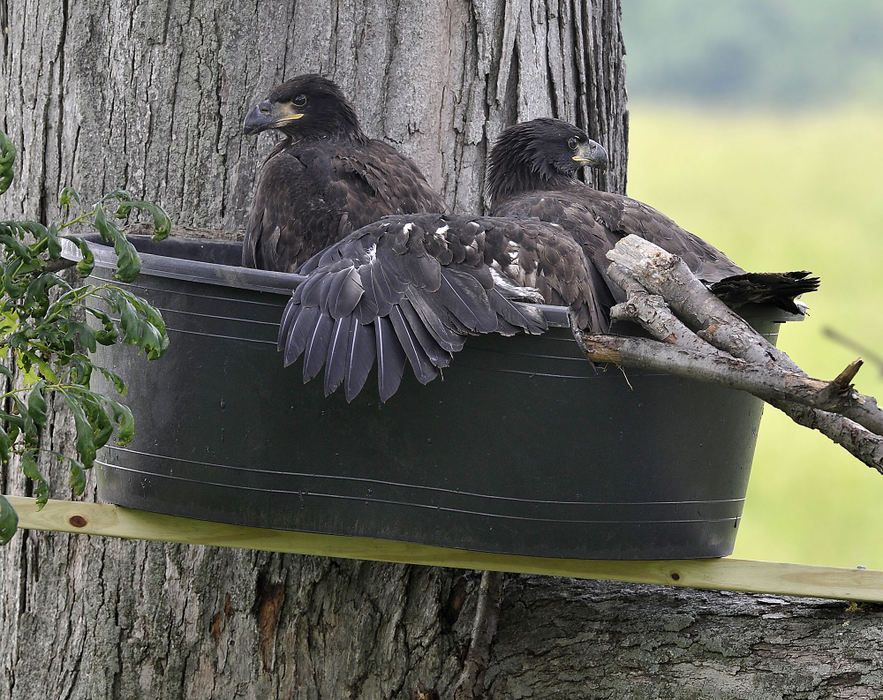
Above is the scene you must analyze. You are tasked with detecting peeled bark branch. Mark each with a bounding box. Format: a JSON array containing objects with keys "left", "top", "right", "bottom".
[
  {"left": 602, "top": 235, "right": 883, "bottom": 474},
  {"left": 608, "top": 235, "right": 802, "bottom": 369},
  {"left": 576, "top": 332, "right": 883, "bottom": 435}
]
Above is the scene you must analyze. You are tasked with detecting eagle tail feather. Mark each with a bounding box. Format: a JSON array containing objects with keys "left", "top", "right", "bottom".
[{"left": 710, "top": 270, "right": 820, "bottom": 314}]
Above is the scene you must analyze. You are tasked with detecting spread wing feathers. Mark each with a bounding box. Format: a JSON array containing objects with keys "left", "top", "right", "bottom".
[
  {"left": 344, "top": 321, "right": 376, "bottom": 401},
  {"left": 709, "top": 271, "right": 821, "bottom": 314},
  {"left": 278, "top": 213, "right": 603, "bottom": 401}
]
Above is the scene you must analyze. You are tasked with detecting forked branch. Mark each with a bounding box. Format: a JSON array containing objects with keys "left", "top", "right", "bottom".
[{"left": 577, "top": 235, "right": 883, "bottom": 475}]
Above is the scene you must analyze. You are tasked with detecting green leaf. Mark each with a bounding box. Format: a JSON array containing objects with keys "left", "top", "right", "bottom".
[
  {"left": 15, "top": 220, "right": 49, "bottom": 242},
  {"left": 11, "top": 395, "right": 38, "bottom": 443},
  {"left": 0, "top": 308, "right": 18, "bottom": 335},
  {"left": 65, "top": 354, "right": 92, "bottom": 386},
  {"left": 0, "top": 232, "right": 35, "bottom": 265},
  {"left": 14, "top": 353, "right": 41, "bottom": 387},
  {"left": 60, "top": 235, "right": 95, "bottom": 278},
  {"left": 21, "top": 449, "right": 49, "bottom": 506},
  {"left": 0, "top": 494, "right": 18, "bottom": 546},
  {"left": 85, "top": 307, "right": 119, "bottom": 345},
  {"left": 27, "top": 381, "right": 47, "bottom": 428},
  {"left": 62, "top": 392, "right": 97, "bottom": 468},
  {"left": 68, "top": 457, "right": 87, "bottom": 496},
  {"left": 46, "top": 223, "right": 62, "bottom": 259},
  {"left": 0, "top": 130, "right": 15, "bottom": 196},
  {"left": 59, "top": 185, "right": 82, "bottom": 210},
  {"left": 108, "top": 399, "right": 135, "bottom": 445},
  {"left": 96, "top": 365, "right": 127, "bottom": 396},
  {"left": 0, "top": 411, "right": 25, "bottom": 432},
  {"left": 67, "top": 320, "right": 97, "bottom": 353},
  {"left": 101, "top": 188, "right": 132, "bottom": 204},
  {"left": 92, "top": 205, "right": 141, "bottom": 282},
  {"left": 24, "top": 272, "right": 70, "bottom": 312},
  {"left": 125, "top": 293, "right": 169, "bottom": 359},
  {"left": 115, "top": 199, "right": 172, "bottom": 241},
  {"left": 21, "top": 351, "right": 59, "bottom": 384},
  {"left": 75, "top": 389, "right": 113, "bottom": 449},
  {"left": 0, "top": 425, "right": 11, "bottom": 463}
]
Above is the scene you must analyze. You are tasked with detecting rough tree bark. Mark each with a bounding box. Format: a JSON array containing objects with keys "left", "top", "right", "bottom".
[{"left": 1, "top": 1, "right": 881, "bottom": 698}]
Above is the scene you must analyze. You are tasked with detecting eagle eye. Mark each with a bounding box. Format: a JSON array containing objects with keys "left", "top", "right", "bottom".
[
  {"left": 293, "top": 94, "right": 308, "bottom": 108},
  {"left": 567, "top": 137, "right": 579, "bottom": 150}
]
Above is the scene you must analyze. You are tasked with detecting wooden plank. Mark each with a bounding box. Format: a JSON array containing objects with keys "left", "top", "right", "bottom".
[{"left": 7, "top": 495, "right": 883, "bottom": 603}]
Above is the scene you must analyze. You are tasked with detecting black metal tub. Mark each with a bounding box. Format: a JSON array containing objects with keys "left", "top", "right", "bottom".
[{"left": 72, "top": 235, "right": 792, "bottom": 560}]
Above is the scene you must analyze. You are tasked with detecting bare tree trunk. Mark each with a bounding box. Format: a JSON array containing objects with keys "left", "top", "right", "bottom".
[{"left": 2, "top": 1, "right": 880, "bottom": 698}]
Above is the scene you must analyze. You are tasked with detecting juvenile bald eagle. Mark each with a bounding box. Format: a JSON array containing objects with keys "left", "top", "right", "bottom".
[
  {"left": 278, "top": 213, "right": 602, "bottom": 402},
  {"left": 488, "top": 118, "right": 819, "bottom": 324},
  {"left": 242, "top": 74, "right": 446, "bottom": 272}
]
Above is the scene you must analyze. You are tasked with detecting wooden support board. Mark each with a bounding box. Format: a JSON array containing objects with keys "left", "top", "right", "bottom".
[{"left": 7, "top": 495, "right": 883, "bottom": 603}]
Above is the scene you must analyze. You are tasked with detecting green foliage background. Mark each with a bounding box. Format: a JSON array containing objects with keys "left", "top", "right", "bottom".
[
  {"left": 627, "top": 106, "right": 883, "bottom": 569},
  {"left": 622, "top": 0, "right": 883, "bottom": 107}
]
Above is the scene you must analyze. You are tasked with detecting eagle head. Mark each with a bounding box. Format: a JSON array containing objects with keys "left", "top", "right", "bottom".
[
  {"left": 486, "top": 118, "right": 608, "bottom": 206},
  {"left": 243, "top": 74, "right": 364, "bottom": 140}
]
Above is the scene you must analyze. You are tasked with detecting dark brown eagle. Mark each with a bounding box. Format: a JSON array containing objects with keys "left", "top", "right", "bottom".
[
  {"left": 488, "top": 118, "right": 820, "bottom": 325},
  {"left": 278, "top": 213, "right": 602, "bottom": 402},
  {"left": 242, "top": 74, "right": 446, "bottom": 272}
]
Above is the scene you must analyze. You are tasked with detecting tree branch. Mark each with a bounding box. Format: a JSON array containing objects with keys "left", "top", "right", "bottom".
[
  {"left": 576, "top": 333, "right": 883, "bottom": 437},
  {"left": 597, "top": 235, "right": 883, "bottom": 475}
]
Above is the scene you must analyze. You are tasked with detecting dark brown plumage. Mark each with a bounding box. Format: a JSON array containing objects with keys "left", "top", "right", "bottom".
[
  {"left": 278, "top": 213, "right": 601, "bottom": 402},
  {"left": 242, "top": 74, "right": 446, "bottom": 272},
  {"left": 488, "top": 118, "right": 819, "bottom": 322}
]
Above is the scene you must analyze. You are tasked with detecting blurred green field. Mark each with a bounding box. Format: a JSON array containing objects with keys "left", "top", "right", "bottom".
[{"left": 627, "top": 104, "right": 883, "bottom": 569}]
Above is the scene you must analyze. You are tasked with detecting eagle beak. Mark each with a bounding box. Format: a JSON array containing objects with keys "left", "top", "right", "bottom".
[
  {"left": 573, "top": 140, "right": 608, "bottom": 170},
  {"left": 243, "top": 100, "right": 305, "bottom": 135}
]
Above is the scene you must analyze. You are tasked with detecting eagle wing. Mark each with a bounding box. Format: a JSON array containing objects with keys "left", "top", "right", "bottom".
[
  {"left": 280, "top": 214, "right": 600, "bottom": 402},
  {"left": 492, "top": 192, "right": 627, "bottom": 316},
  {"left": 337, "top": 140, "right": 447, "bottom": 219},
  {"left": 494, "top": 186, "right": 817, "bottom": 313}
]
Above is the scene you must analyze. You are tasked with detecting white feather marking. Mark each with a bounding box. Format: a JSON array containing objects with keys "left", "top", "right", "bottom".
[
  {"left": 490, "top": 267, "right": 544, "bottom": 302},
  {"left": 402, "top": 222, "right": 414, "bottom": 235},
  {"left": 506, "top": 241, "right": 520, "bottom": 266},
  {"left": 365, "top": 243, "right": 377, "bottom": 262},
  {"left": 490, "top": 266, "right": 517, "bottom": 291}
]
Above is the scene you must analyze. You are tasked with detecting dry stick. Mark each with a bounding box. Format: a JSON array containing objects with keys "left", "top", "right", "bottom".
[
  {"left": 603, "top": 236, "right": 883, "bottom": 474},
  {"left": 576, "top": 332, "right": 883, "bottom": 425},
  {"left": 605, "top": 282, "right": 883, "bottom": 435},
  {"left": 607, "top": 262, "right": 883, "bottom": 434},
  {"left": 453, "top": 571, "right": 505, "bottom": 700},
  {"left": 607, "top": 273, "right": 736, "bottom": 358}
]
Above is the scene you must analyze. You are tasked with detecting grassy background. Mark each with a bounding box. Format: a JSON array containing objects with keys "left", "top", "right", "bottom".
[{"left": 626, "top": 105, "right": 883, "bottom": 569}]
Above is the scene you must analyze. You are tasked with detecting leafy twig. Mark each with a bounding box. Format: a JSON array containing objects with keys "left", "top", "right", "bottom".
[{"left": 0, "top": 129, "right": 171, "bottom": 545}]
